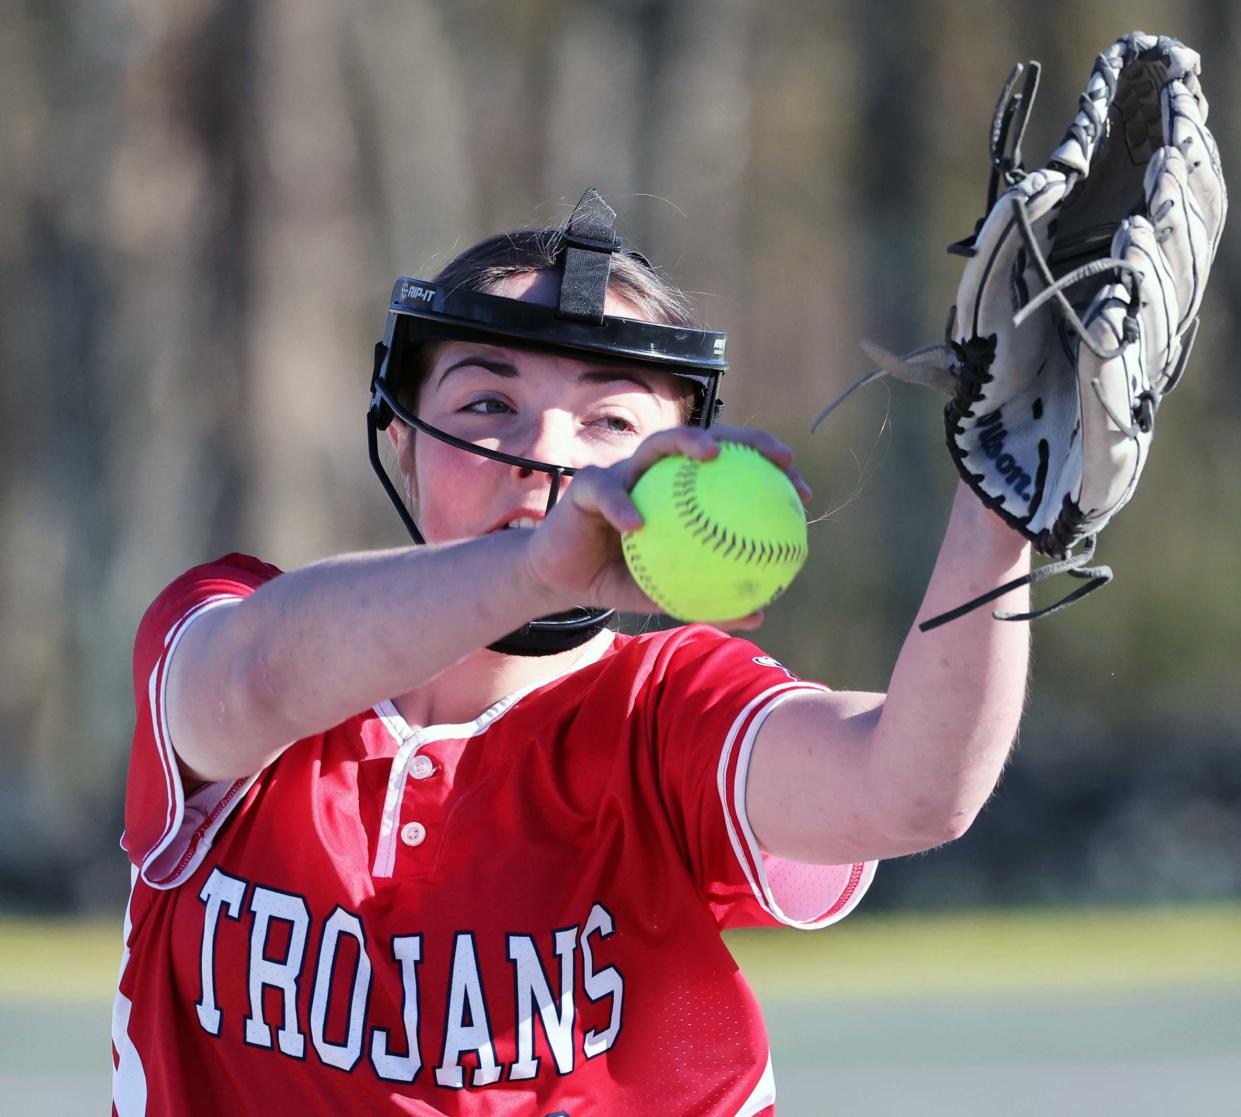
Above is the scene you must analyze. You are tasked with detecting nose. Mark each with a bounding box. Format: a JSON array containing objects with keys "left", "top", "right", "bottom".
[
  {"left": 504, "top": 411, "right": 581, "bottom": 512},
  {"left": 510, "top": 410, "right": 579, "bottom": 480}
]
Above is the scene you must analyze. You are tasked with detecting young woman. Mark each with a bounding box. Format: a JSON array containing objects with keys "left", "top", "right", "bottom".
[{"left": 113, "top": 190, "right": 1031, "bottom": 1116}]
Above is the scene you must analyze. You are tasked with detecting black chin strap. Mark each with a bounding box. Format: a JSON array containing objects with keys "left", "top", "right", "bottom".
[{"left": 487, "top": 608, "right": 613, "bottom": 656}]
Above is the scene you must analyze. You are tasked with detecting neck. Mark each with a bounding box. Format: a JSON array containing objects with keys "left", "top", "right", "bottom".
[{"left": 391, "top": 628, "right": 614, "bottom": 729}]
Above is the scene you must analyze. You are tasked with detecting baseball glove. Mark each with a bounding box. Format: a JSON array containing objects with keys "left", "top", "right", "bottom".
[{"left": 815, "top": 32, "right": 1227, "bottom": 628}]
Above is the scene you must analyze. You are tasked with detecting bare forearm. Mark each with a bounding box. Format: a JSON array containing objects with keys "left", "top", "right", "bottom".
[
  {"left": 248, "top": 534, "right": 559, "bottom": 730},
  {"left": 175, "top": 532, "right": 558, "bottom": 778},
  {"left": 872, "top": 482, "right": 1032, "bottom": 840}
]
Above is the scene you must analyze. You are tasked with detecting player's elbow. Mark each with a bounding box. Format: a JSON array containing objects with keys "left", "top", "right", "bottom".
[
  {"left": 882, "top": 793, "right": 986, "bottom": 855},
  {"left": 913, "top": 802, "right": 982, "bottom": 848},
  {"left": 868, "top": 730, "right": 1013, "bottom": 855}
]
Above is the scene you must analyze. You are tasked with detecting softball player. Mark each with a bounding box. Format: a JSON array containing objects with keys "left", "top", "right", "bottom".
[{"left": 113, "top": 190, "right": 1031, "bottom": 1115}]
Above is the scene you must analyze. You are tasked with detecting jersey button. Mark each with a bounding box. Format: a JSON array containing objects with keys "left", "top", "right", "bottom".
[
  {"left": 410, "top": 755, "right": 434, "bottom": 780},
  {"left": 400, "top": 821, "right": 427, "bottom": 847}
]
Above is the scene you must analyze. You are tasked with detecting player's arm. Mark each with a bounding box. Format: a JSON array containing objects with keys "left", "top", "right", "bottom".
[
  {"left": 165, "top": 533, "right": 569, "bottom": 782},
  {"left": 744, "top": 481, "right": 1031, "bottom": 864}
]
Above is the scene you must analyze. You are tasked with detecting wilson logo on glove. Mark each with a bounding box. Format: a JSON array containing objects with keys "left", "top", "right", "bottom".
[{"left": 975, "top": 411, "right": 1034, "bottom": 500}]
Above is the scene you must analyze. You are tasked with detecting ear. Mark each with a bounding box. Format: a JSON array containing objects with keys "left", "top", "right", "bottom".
[{"left": 386, "top": 420, "right": 418, "bottom": 503}]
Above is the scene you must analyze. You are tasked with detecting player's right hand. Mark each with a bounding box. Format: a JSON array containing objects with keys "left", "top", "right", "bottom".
[{"left": 516, "top": 423, "right": 810, "bottom": 629}]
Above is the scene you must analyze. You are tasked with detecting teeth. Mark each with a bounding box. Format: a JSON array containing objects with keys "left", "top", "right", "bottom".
[{"left": 505, "top": 517, "right": 538, "bottom": 530}]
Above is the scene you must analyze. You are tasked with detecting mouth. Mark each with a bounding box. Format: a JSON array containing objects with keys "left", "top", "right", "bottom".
[{"left": 492, "top": 514, "right": 543, "bottom": 533}]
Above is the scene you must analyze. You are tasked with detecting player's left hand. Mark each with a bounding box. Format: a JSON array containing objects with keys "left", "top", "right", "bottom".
[{"left": 517, "top": 423, "right": 811, "bottom": 628}]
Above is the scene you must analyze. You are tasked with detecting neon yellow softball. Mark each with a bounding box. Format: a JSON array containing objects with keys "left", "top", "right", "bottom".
[{"left": 621, "top": 441, "right": 808, "bottom": 622}]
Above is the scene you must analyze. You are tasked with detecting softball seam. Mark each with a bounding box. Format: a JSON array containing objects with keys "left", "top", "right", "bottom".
[{"left": 670, "top": 448, "right": 808, "bottom": 569}]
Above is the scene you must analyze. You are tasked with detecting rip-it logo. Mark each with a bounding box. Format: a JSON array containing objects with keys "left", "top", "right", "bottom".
[{"left": 399, "top": 282, "right": 435, "bottom": 305}]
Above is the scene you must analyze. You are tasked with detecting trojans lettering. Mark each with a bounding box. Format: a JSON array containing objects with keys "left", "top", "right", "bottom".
[{"left": 195, "top": 868, "right": 624, "bottom": 1087}]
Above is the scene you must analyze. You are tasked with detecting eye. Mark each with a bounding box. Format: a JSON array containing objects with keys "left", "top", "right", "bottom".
[
  {"left": 460, "top": 397, "right": 513, "bottom": 415},
  {"left": 592, "top": 413, "right": 638, "bottom": 435}
]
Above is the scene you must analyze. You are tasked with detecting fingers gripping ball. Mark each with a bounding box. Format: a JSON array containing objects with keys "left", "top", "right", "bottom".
[{"left": 621, "top": 442, "right": 808, "bottom": 622}]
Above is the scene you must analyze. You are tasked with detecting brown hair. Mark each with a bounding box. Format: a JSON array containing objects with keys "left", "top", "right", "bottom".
[{"left": 394, "top": 228, "right": 701, "bottom": 420}]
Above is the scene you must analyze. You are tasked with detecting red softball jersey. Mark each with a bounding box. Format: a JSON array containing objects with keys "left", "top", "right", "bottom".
[{"left": 113, "top": 554, "right": 876, "bottom": 1117}]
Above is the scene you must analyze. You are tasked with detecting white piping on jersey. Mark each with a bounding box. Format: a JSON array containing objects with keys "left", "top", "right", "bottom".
[
  {"left": 370, "top": 695, "right": 525, "bottom": 878},
  {"left": 136, "top": 596, "right": 260, "bottom": 890},
  {"left": 716, "top": 683, "right": 876, "bottom": 930},
  {"left": 149, "top": 597, "right": 235, "bottom": 859},
  {"left": 735, "top": 1051, "right": 776, "bottom": 1117},
  {"left": 112, "top": 863, "right": 148, "bottom": 1115}
]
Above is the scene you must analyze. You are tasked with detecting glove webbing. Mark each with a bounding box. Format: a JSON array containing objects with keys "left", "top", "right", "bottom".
[
  {"left": 918, "top": 534, "right": 1113, "bottom": 632},
  {"left": 949, "top": 60, "right": 1042, "bottom": 257},
  {"left": 1008, "top": 196, "right": 1143, "bottom": 362}
]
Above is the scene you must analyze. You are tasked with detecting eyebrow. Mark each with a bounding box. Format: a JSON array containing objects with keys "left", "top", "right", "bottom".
[
  {"left": 436, "top": 354, "right": 656, "bottom": 395},
  {"left": 436, "top": 356, "right": 518, "bottom": 388}
]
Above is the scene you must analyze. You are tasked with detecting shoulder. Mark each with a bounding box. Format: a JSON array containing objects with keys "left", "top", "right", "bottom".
[
  {"left": 133, "top": 553, "right": 284, "bottom": 664},
  {"left": 610, "top": 623, "right": 733, "bottom": 661},
  {"left": 139, "top": 553, "right": 282, "bottom": 624},
  {"left": 155, "top": 552, "right": 283, "bottom": 599},
  {"left": 601, "top": 623, "right": 804, "bottom": 692}
]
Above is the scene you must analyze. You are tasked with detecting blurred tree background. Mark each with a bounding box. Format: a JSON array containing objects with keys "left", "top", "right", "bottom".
[{"left": 1, "top": 0, "right": 1238, "bottom": 915}]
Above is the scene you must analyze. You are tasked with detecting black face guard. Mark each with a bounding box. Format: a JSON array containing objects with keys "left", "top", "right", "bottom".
[{"left": 366, "top": 188, "right": 728, "bottom": 656}]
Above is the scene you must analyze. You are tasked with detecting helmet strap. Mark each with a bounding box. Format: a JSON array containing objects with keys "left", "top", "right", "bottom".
[{"left": 557, "top": 188, "right": 622, "bottom": 324}]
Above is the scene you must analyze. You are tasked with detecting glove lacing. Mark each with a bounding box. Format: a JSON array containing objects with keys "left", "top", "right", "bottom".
[{"left": 918, "top": 536, "right": 1114, "bottom": 631}]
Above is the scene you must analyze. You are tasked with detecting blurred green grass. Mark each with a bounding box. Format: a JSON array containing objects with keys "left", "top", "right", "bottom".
[
  {"left": 0, "top": 917, "right": 124, "bottom": 1001},
  {"left": 3, "top": 902, "right": 1237, "bottom": 1004},
  {"left": 725, "top": 902, "right": 1241, "bottom": 998}
]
